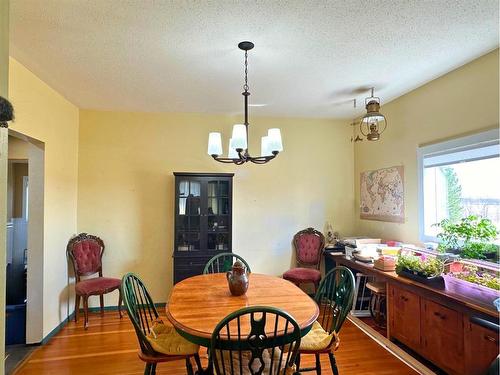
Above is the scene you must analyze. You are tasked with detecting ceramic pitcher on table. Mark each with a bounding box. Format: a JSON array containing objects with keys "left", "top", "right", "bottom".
[{"left": 226, "top": 260, "right": 249, "bottom": 296}]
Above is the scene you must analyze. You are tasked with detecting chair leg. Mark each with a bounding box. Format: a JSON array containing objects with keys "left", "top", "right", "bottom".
[
  {"left": 295, "top": 352, "right": 301, "bottom": 372},
  {"left": 99, "top": 295, "right": 105, "bottom": 316},
  {"left": 314, "top": 281, "right": 319, "bottom": 293},
  {"left": 315, "top": 353, "right": 322, "bottom": 375},
  {"left": 185, "top": 357, "right": 194, "bottom": 375},
  {"left": 118, "top": 288, "right": 123, "bottom": 318},
  {"left": 151, "top": 363, "right": 156, "bottom": 375},
  {"left": 83, "top": 296, "right": 89, "bottom": 329},
  {"left": 144, "top": 363, "right": 152, "bottom": 375},
  {"left": 74, "top": 294, "right": 80, "bottom": 322},
  {"left": 328, "top": 352, "right": 339, "bottom": 375},
  {"left": 194, "top": 353, "right": 203, "bottom": 372}
]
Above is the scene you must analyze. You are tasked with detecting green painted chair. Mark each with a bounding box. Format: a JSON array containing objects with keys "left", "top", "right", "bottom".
[
  {"left": 295, "top": 266, "right": 356, "bottom": 375},
  {"left": 203, "top": 252, "right": 251, "bottom": 274},
  {"left": 208, "top": 306, "right": 301, "bottom": 375},
  {"left": 121, "top": 273, "right": 202, "bottom": 375}
]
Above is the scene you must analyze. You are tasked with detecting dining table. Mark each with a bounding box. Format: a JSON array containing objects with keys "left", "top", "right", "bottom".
[{"left": 166, "top": 273, "right": 319, "bottom": 347}]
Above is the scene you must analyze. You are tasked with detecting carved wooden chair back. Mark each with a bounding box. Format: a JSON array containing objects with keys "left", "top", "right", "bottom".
[
  {"left": 67, "top": 233, "right": 105, "bottom": 282},
  {"left": 210, "top": 306, "right": 301, "bottom": 375},
  {"left": 293, "top": 228, "right": 325, "bottom": 269},
  {"left": 203, "top": 252, "right": 251, "bottom": 274},
  {"left": 121, "top": 273, "right": 159, "bottom": 356},
  {"left": 315, "top": 266, "right": 356, "bottom": 336}
]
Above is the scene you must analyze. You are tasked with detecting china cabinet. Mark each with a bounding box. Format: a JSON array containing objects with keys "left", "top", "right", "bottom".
[{"left": 173, "top": 172, "right": 234, "bottom": 283}]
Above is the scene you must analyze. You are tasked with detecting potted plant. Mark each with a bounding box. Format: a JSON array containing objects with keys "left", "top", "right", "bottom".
[
  {"left": 396, "top": 254, "right": 444, "bottom": 285},
  {"left": 433, "top": 215, "right": 499, "bottom": 261}
]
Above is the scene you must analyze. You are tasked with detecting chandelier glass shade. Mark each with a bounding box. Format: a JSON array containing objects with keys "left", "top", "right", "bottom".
[
  {"left": 207, "top": 41, "right": 283, "bottom": 164},
  {"left": 359, "top": 88, "right": 387, "bottom": 141}
]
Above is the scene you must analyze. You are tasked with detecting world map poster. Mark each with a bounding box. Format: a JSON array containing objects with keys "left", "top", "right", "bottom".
[{"left": 360, "top": 166, "right": 405, "bottom": 223}]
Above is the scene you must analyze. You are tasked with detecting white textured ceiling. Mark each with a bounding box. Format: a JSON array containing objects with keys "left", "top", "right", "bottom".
[{"left": 9, "top": 0, "right": 499, "bottom": 118}]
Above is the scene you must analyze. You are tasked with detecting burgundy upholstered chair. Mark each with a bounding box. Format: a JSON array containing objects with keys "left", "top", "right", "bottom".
[
  {"left": 283, "top": 227, "right": 325, "bottom": 292},
  {"left": 67, "top": 233, "right": 122, "bottom": 329}
]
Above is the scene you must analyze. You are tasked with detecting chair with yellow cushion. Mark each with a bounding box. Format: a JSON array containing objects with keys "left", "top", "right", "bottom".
[
  {"left": 121, "top": 273, "right": 202, "bottom": 375},
  {"left": 296, "top": 266, "right": 355, "bottom": 375},
  {"left": 209, "top": 306, "right": 301, "bottom": 375}
]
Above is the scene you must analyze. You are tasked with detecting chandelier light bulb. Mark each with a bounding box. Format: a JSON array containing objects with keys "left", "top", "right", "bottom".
[
  {"left": 207, "top": 132, "right": 223, "bottom": 156},
  {"left": 231, "top": 124, "right": 247, "bottom": 150},
  {"left": 228, "top": 138, "right": 238, "bottom": 158},
  {"left": 267, "top": 128, "right": 283, "bottom": 152},
  {"left": 261, "top": 136, "right": 272, "bottom": 157}
]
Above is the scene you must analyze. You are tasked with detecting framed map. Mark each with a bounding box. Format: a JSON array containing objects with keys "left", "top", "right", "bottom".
[{"left": 360, "top": 166, "right": 405, "bottom": 223}]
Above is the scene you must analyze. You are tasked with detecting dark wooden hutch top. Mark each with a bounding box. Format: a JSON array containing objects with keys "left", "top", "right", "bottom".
[{"left": 173, "top": 172, "right": 235, "bottom": 177}]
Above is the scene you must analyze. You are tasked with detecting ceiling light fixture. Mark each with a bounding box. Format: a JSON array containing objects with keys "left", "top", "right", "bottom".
[
  {"left": 359, "top": 87, "right": 387, "bottom": 141},
  {"left": 207, "top": 41, "right": 283, "bottom": 164}
]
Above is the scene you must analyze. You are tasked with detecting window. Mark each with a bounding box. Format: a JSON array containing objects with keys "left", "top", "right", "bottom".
[{"left": 418, "top": 129, "right": 500, "bottom": 242}]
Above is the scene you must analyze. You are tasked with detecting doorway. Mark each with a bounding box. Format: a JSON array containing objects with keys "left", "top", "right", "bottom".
[
  {"left": 5, "top": 132, "right": 44, "bottom": 374},
  {"left": 6, "top": 159, "right": 28, "bottom": 345}
]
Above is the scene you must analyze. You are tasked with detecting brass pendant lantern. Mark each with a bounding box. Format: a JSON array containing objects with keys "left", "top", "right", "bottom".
[{"left": 359, "top": 88, "right": 387, "bottom": 141}]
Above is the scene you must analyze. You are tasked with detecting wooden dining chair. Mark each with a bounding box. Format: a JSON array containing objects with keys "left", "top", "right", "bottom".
[
  {"left": 209, "top": 305, "right": 301, "bottom": 375},
  {"left": 283, "top": 228, "right": 325, "bottom": 292},
  {"left": 295, "top": 266, "right": 355, "bottom": 375},
  {"left": 203, "top": 252, "right": 251, "bottom": 274},
  {"left": 121, "top": 273, "right": 202, "bottom": 375},
  {"left": 67, "top": 233, "right": 122, "bottom": 329}
]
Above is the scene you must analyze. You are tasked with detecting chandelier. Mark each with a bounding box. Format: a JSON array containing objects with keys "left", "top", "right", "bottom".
[
  {"left": 207, "top": 41, "right": 283, "bottom": 164},
  {"left": 359, "top": 87, "right": 387, "bottom": 141}
]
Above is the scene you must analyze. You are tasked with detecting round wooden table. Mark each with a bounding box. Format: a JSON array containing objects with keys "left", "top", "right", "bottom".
[{"left": 166, "top": 273, "right": 319, "bottom": 346}]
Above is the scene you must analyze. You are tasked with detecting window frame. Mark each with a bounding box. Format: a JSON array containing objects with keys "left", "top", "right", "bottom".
[{"left": 417, "top": 129, "right": 500, "bottom": 243}]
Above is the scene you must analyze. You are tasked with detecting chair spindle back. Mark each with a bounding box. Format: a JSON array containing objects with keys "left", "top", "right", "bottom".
[
  {"left": 121, "top": 273, "right": 159, "bottom": 355},
  {"left": 315, "top": 266, "right": 355, "bottom": 335},
  {"left": 203, "top": 252, "right": 251, "bottom": 274},
  {"left": 210, "top": 306, "right": 301, "bottom": 375}
]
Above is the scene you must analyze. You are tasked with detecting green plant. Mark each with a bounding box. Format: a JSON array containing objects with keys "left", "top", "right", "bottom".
[
  {"left": 450, "top": 266, "right": 500, "bottom": 291},
  {"left": 461, "top": 242, "right": 487, "bottom": 260},
  {"left": 396, "top": 254, "right": 444, "bottom": 278},
  {"left": 433, "top": 215, "right": 499, "bottom": 259}
]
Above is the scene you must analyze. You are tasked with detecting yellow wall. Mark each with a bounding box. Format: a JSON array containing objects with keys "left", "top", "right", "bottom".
[
  {"left": 78, "top": 110, "right": 354, "bottom": 303},
  {"left": 8, "top": 57, "right": 79, "bottom": 338},
  {"left": 0, "top": 0, "right": 8, "bottom": 96},
  {"left": 354, "top": 49, "right": 499, "bottom": 244}
]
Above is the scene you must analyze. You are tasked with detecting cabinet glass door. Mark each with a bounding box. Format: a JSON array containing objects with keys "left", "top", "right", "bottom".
[
  {"left": 207, "top": 180, "right": 230, "bottom": 251},
  {"left": 177, "top": 180, "right": 201, "bottom": 252}
]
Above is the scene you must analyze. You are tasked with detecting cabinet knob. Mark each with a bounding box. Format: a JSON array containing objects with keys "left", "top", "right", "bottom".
[
  {"left": 484, "top": 335, "right": 497, "bottom": 343},
  {"left": 433, "top": 311, "right": 446, "bottom": 320}
]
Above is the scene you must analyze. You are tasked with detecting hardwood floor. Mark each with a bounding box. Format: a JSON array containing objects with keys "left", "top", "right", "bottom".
[{"left": 14, "top": 311, "right": 418, "bottom": 374}]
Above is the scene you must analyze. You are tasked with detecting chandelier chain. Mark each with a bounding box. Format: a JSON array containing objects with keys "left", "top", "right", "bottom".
[{"left": 243, "top": 50, "right": 249, "bottom": 92}]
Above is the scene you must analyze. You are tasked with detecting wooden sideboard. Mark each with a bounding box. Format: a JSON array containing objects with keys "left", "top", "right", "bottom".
[{"left": 327, "top": 254, "right": 499, "bottom": 375}]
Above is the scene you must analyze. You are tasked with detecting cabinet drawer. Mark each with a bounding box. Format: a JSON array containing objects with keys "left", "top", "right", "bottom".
[
  {"left": 389, "top": 285, "right": 421, "bottom": 350},
  {"left": 422, "top": 300, "right": 464, "bottom": 374},
  {"left": 465, "top": 318, "right": 499, "bottom": 375},
  {"left": 174, "top": 258, "right": 209, "bottom": 284}
]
